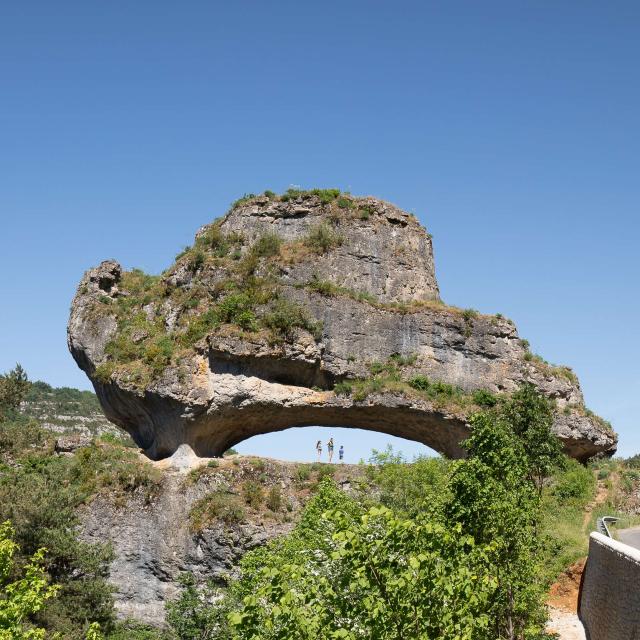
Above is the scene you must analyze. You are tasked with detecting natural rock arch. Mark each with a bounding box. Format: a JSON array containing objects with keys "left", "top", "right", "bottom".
[{"left": 69, "top": 191, "right": 617, "bottom": 462}]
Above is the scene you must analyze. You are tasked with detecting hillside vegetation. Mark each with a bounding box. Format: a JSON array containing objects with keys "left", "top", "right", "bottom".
[{"left": 0, "top": 364, "right": 635, "bottom": 639}]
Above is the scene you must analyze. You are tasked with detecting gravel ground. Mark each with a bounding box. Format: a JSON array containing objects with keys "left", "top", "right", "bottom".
[{"left": 546, "top": 606, "right": 586, "bottom": 640}]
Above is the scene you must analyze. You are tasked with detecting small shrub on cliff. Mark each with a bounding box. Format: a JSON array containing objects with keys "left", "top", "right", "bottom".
[
  {"left": 311, "top": 188, "right": 341, "bottom": 204},
  {"left": 231, "top": 193, "right": 256, "bottom": 208},
  {"left": 472, "top": 388, "right": 498, "bottom": 408},
  {"left": 72, "top": 443, "right": 161, "bottom": 502},
  {"left": 215, "top": 293, "right": 258, "bottom": 331},
  {"left": 186, "top": 249, "right": 206, "bottom": 272},
  {"left": 295, "top": 464, "right": 312, "bottom": 483},
  {"left": 336, "top": 195, "right": 354, "bottom": 209},
  {"left": 263, "top": 298, "right": 322, "bottom": 342},
  {"left": 333, "top": 380, "right": 353, "bottom": 396},
  {"left": 251, "top": 231, "right": 282, "bottom": 258},
  {"left": 266, "top": 485, "right": 283, "bottom": 512},
  {"left": 190, "top": 492, "right": 246, "bottom": 531},
  {"left": 307, "top": 277, "right": 341, "bottom": 297},
  {"left": 303, "top": 223, "right": 343, "bottom": 254},
  {"left": 242, "top": 481, "right": 264, "bottom": 509},
  {"left": 408, "top": 374, "right": 430, "bottom": 391},
  {"left": 280, "top": 187, "right": 341, "bottom": 204}
]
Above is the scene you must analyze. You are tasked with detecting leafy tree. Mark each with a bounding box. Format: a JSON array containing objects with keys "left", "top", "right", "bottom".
[
  {"left": 0, "top": 521, "right": 59, "bottom": 640},
  {"left": 228, "top": 495, "right": 497, "bottom": 639},
  {"left": 501, "top": 384, "right": 564, "bottom": 493},
  {"left": 0, "top": 364, "right": 30, "bottom": 420},
  {"left": 366, "top": 446, "right": 450, "bottom": 517},
  {"left": 165, "top": 573, "right": 231, "bottom": 640},
  {"left": 446, "top": 385, "right": 561, "bottom": 640},
  {"left": 0, "top": 455, "right": 115, "bottom": 638}
]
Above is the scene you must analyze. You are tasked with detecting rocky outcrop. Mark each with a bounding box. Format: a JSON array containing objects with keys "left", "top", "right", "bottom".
[
  {"left": 80, "top": 455, "right": 359, "bottom": 624},
  {"left": 68, "top": 191, "right": 617, "bottom": 461}
]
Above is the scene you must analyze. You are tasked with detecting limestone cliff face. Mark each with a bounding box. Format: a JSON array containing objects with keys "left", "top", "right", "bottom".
[
  {"left": 68, "top": 191, "right": 616, "bottom": 461},
  {"left": 80, "top": 454, "right": 349, "bottom": 624}
]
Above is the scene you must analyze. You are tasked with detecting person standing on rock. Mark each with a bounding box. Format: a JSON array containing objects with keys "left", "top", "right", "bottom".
[
  {"left": 316, "top": 440, "right": 322, "bottom": 461},
  {"left": 339, "top": 445, "right": 344, "bottom": 463},
  {"left": 327, "top": 438, "right": 334, "bottom": 463}
]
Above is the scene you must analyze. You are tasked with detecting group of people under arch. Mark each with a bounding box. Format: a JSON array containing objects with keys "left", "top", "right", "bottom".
[{"left": 316, "top": 437, "right": 344, "bottom": 463}]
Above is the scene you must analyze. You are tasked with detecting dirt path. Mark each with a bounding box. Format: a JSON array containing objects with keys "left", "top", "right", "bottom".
[
  {"left": 545, "top": 472, "right": 612, "bottom": 638},
  {"left": 582, "top": 482, "right": 608, "bottom": 529}
]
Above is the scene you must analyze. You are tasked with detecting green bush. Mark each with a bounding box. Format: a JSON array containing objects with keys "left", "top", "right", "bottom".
[
  {"left": 295, "top": 465, "right": 311, "bottom": 482},
  {"left": 231, "top": 193, "right": 256, "bottom": 208},
  {"left": 552, "top": 459, "right": 595, "bottom": 501},
  {"left": 304, "top": 223, "right": 343, "bottom": 254},
  {"left": 263, "top": 298, "right": 321, "bottom": 341},
  {"left": 266, "top": 485, "right": 283, "bottom": 512},
  {"left": 408, "top": 374, "right": 430, "bottom": 391},
  {"left": 71, "top": 443, "right": 161, "bottom": 501},
  {"left": 311, "top": 188, "right": 341, "bottom": 204},
  {"left": 0, "top": 452, "right": 117, "bottom": 636},
  {"left": 215, "top": 293, "right": 257, "bottom": 330},
  {"left": 336, "top": 196, "right": 353, "bottom": 209},
  {"left": 472, "top": 389, "right": 498, "bottom": 408},
  {"left": 166, "top": 573, "right": 232, "bottom": 640},
  {"left": 333, "top": 380, "right": 353, "bottom": 396},
  {"left": 359, "top": 205, "right": 374, "bottom": 220},
  {"left": 251, "top": 232, "right": 282, "bottom": 258},
  {"left": 190, "top": 492, "right": 246, "bottom": 530},
  {"left": 389, "top": 353, "right": 417, "bottom": 367},
  {"left": 0, "top": 364, "right": 30, "bottom": 419},
  {"left": 186, "top": 249, "right": 206, "bottom": 272},
  {"left": 625, "top": 453, "right": 640, "bottom": 469},
  {"left": 242, "top": 481, "right": 264, "bottom": 508},
  {"left": 307, "top": 278, "right": 341, "bottom": 296}
]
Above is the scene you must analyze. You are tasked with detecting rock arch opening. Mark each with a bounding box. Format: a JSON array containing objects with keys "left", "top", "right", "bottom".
[{"left": 229, "top": 425, "right": 441, "bottom": 464}]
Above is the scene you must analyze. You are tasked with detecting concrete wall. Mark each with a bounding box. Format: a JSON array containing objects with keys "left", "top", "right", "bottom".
[{"left": 579, "top": 532, "right": 640, "bottom": 639}]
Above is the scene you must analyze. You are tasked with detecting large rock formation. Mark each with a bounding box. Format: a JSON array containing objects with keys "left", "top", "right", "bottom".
[{"left": 68, "top": 190, "right": 616, "bottom": 461}]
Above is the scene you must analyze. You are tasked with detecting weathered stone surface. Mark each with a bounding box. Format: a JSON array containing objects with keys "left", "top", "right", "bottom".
[
  {"left": 55, "top": 433, "right": 93, "bottom": 454},
  {"left": 80, "top": 454, "right": 355, "bottom": 624},
  {"left": 68, "top": 193, "right": 617, "bottom": 461},
  {"left": 219, "top": 195, "right": 439, "bottom": 303}
]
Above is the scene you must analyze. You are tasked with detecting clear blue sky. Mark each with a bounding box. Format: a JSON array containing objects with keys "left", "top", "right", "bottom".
[{"left": 1, "top": 1, "right": 638, "bottom": 461}]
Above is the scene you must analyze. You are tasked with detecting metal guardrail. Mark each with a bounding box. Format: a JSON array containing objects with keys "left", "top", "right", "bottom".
[{"left": 596, "top": 516, "right": 619, "bottom": 537}]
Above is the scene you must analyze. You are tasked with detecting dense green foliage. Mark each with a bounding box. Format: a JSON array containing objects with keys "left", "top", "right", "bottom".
[
  {"left": 158, "top": 385, "right": 566, "bottom": 640},
  {"left": 0, "top": 521, "right": 59, "bottom": 639},
  {"left": 0, "top": 364, "right": 29, "bottom": 420},
  {"left": 0, "top": 366, "right": 617, "bottom": 639},
  {"left": 0, "top": 370, "right": 162, "bottom": 639}
]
